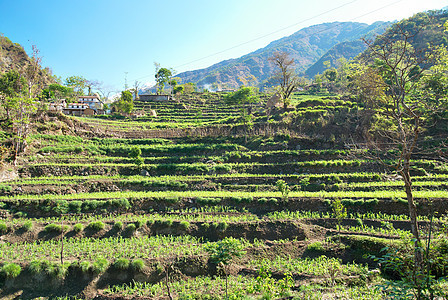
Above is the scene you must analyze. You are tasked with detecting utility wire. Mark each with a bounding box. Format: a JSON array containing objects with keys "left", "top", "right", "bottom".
[{"left": 132, "top": 0, "right": 402, "bottom": 83}]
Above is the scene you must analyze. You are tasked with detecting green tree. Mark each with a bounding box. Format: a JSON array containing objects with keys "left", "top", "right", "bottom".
[
  {"left": 323, "top": 68, "right": 338, "bottom": 82},
  {"left": 275, "top": 179, "right": 289, "bottom": 201},
  {"left": 173, "top": 85, "right": 184, "bottom": 96},
  {"left": 154, "top": 64, "right": 173, "bottom": 94},
  {"left": 224, "top": 86, "right": 259, "bottom": 142},
  {"left": 206, "top": 237, "right": 246, "bottom": 299},
  {"left": 40, "top": 83, "right": 74, "bottom": 101},
  {"left": 113, "top": 90, "right": 134, "bottom": 114},
  {"left": 0, "top": 70, "right": 27, "bottom": 120},
  {"left": 182, "top": 82, "right": 196, "bottom": 94},
  {"left": 65, "top": 75, "right": 87, "bottom": 96}
]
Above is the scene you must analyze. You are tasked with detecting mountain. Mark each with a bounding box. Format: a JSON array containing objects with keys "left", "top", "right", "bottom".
[
  {"left": 0, "top": 35, "right": 54, "bottom": 86},
  {"left": 170, "top": 21, "right": 390, "bottom": 90},
  {"left": 305, "top": 21, "right": 391, "bottom": 77}
]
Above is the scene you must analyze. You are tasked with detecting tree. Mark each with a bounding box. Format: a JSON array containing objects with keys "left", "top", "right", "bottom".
[
  {"left": 0, "top": 70, "right": 27, "bottom": 120},
  {"left": 224, "top": 86, "right": 259, "bottom": 142},
  {"left": 24, "top": 45, "right": 44, "bottom": 99},
  {"left": 113, "top": 90, "right": 134, "bottom": 115},
  {"left": 331, "top": 199, "right": 347, "bottom": 241},
  {"left": 354, "top": 23, "right": 448, "bottom": 298},
  {"left": 131, "top": 80, "right": 141, "bottom": 100},
  {"left": 275, "top": 179, "right": 289, "bottom": 201},
  {"left": 65, "top": 75, "right": 87, "bottom": 96},
  {"left": 206, "top": 237, "right": 246, "bottom": 299},
  {"left": 323, "top": 68, "right": 338, "bottom": 83},
  {"left": 182, "top": 82, "right": 196, "bottom": 94},
  {"left": 154, "top": 63, "right": 173, "bottom": 94},
  {"left": 40, "top": 83, "right": 74, "bottom": 101},
  {"left": 173, "top": 85, "right": 184, "bottom": 97},
  {"left": 268, "top": 51, "right": 300, "bottom": 109}
]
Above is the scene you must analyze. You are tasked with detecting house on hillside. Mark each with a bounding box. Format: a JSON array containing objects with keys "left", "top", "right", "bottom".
[
  {"left": 139, "top": 94, "right": 172, "bottom": 102},
  {"left": 217, "top": 89, "right": 236, "bottom": 93},
  {"left": 48, "top": 100, "right": 67, "bottom": 112},
  {"left": 63, "top": 103, "right": 89, "bottom": 116},
  {"left": 78, "top": 94, "right": 105, "bottom": 114}
]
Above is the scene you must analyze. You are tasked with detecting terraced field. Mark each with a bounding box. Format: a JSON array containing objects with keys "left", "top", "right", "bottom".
[{"left": 0, "top": 94, "right": 447, "bottom": 299}]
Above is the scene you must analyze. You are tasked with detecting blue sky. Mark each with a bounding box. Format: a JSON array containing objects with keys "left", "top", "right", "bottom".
[{"left": 0, "top": 0, "right": 446, "bottom": 93}]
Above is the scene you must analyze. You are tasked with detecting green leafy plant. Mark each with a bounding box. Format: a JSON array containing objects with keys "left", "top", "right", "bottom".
[
  {"left": 331, "top": 198, "right": 347, "bottom": 240},
  {"left": 206, "top": 237, "right": 246, "bottom": 299},
  {"left": 276, "top": 179, "right": 290, "bottom": 201}
]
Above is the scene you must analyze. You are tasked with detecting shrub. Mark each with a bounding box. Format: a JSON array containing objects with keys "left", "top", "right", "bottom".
[
  {"left": 217, "top": 222, "right": 228, "bottom": 231},
  {"left": 129, "top": 146, "right": 142, "bottom": 158},
  {"left": 1, "top": 263, "right": 21, "bottom": 278},
  {"left": 355, "top": 218, "right": 363, "bottom": 227},
  {"left": 113, "top": 221, "right": 123, "bottom": 231},
  {"left": 135, "top": 219, "right": 145, "bottom": 228},
  {"left": 73, "top": 223, "right": 83, "bottom": 233},
  {"left": 230, "top": 196, "right": 242, "bottom": 204},
  {"left": 92, "top": 258, "right": 108, "bottom": 273},
  {"left": 257, "top": 197, "right": 268, "bottom": 204},
  {"left": 44, "top": 223, "right": 66, "bottom": 233},
  {"left": 50, "top": 263, "right": 70, "bottom": 279},
  {"left": 0, "top": 184, "right": 12, "bottom": 193},
  {"left": 113, "top": 258, "right": 130, "bottom": 270},
  {"left": 307, "top": 241, "right": 325, "bottom": 252},
  {"left": 130, "top": 259, "right": 145, "bottom": 271},
  {"left": 165, "top": 196, "right": 179, "bottom": 204},
  {"left": 86, "top": 221, "right": 105, "bottom": 231},
  {"left": 0, "top": 221, "right": 8, "bottom": 234},
  {"left": 269, "top": 198, "right": 278, "bottom": 204},
  {"left": 276, "top": 180, "right": 290, "bottom": 201},
  {"left": 28, "top": 260, "right": 43, "bottom": 274},
  {"left": 79, "top": 261, "right": 91, "bottom": 273},
  {"left": 21, "top": 221, "right": 33, "bottom": 232},
  {"left": 126, "top": 223, "right": 136, "bottom": 232},
  {"left": 111, "top": 198, "right": 131, "bottom": 209},
  {"left": 179, "top": 221, "right": 190, "bottom": 230},
  {"left": 68, "top": 201, "right": 82, "bottom": 213}
]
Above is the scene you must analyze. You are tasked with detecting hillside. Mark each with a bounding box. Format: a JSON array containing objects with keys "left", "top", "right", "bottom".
[
  {"left": 0, "top": 35, "right": 54, "bottom": 86},
  {"left": 361, "top": 9, "right": 448, "bottom": 61},
  {"left": 169, "top": 21, "right": 390, "bottom": 90}
]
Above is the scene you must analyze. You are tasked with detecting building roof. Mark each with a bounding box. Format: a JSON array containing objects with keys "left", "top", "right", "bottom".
[{"left": 78, "top": 95, "right": 100, "bottom": 99}]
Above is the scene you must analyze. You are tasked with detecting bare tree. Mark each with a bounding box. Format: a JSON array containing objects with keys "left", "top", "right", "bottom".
[
  {"left": 131, "top": 80, "right": 141, "bottom": 100},
  {"left": 268, "top": 51, "right": 299, "bottom": 109}
]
